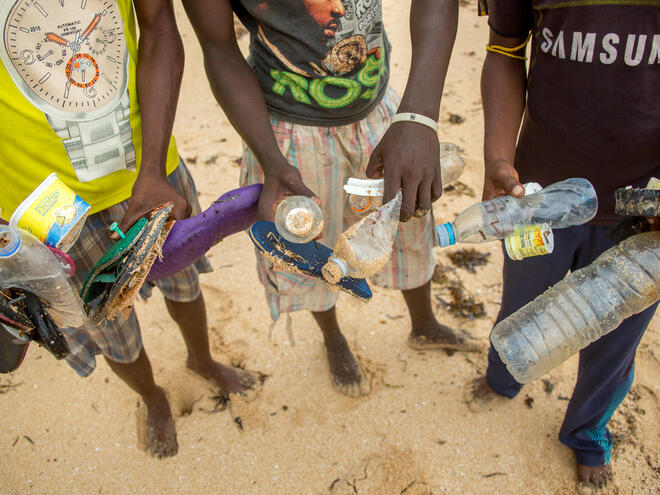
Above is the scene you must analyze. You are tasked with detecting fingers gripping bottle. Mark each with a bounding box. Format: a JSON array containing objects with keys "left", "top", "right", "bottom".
[
  {"left": 434, "top": 178, "right": 597, "bottom": 248},
  {"left": 491, "top": 231, "right": 660, "bottom": 383},
  {"left": 322, "top": 192, "right": 402, "bottom": 284},
  {"left": 274, "top": 196, "right": 324, "bottom": 243},
  {"left": 344, "top": 142, "right": 466, "bottom": 216},
  {"left": 0, "top": 225, "right": 84, "bottom": 327}
]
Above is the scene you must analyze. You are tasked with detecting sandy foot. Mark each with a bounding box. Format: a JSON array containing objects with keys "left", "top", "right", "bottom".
[
  {"left": 136, "top": 390, "right": 178, "bottom": 458},
  {"left": 188, "top": 359, "right": 266, "bottom": 402},
  {"left": 576, "top": 464, "right": 619, "bottom": 494},
  {"left": 325, "top": 337, "right": 371, "bottom": 398}
]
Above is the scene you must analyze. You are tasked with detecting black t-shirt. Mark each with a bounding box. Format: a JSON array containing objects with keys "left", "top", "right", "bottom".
[
  {"left": 486, "top": 0, "right": 660, "bottom": 225},
  {"left": 232, "top": 0, "right": 391, "bottom": 126}
]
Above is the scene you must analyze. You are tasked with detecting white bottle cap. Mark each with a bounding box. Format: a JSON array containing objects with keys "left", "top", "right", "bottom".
[
  {"left": 343, "top": 178, "right": 384, "bottom": 197},
  {"left": 523, "top": 182, "right": 542, "bottom": 195}
]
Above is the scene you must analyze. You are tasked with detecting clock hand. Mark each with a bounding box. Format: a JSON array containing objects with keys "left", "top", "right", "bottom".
[
  {"left": 46, "top": 33, "right": 69, "bottom": 46},
  {"left": 80, "top": 13, "right": 102, "bottom": 42}
]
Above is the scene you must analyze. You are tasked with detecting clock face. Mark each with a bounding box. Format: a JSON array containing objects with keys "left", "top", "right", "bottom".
[{"left": 1, "top": 0, "right": 127, "bottom": 117}]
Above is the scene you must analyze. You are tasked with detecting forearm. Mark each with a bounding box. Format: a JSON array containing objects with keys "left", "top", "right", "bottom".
[
  {"left": 203, "top": 45, "right": 287, "bottom": 174},
  {"left": 135, "top": 3, "right": 184, "bottom": 178},
  {"left": 397, "top": 0, "right": 458, "bottom": 119},
  {"left": 481, "top": 33, "right": 527, "bottom": 169}
]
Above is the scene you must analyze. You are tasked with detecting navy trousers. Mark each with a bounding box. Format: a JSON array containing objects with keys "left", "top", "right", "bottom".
[{"left": 486, "top": 224, "right": 658, "bottom": 466}]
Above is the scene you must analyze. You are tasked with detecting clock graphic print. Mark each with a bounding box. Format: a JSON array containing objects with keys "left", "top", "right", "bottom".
[{"left": 1, "top": 0, "right": 136, "bottom": 183}]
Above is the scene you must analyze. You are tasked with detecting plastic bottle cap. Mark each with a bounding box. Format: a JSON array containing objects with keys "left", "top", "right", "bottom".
[
  {"left": 434, "top": 222, "right": 456, "bottom": 248},
  {"left": 0, "top": 226, "right": 20, "bottom": 258},
  {"left": 285, "top": 208, "right": 314, "bottom": 235},
  {"left": 523, "top": 182, "right": 543, "bottom": 195},
  {"left": 505, "top": 224, "right": 554, "bottom": 261},
  {"left": 322, "top": 256, "right": 348, "bottom": 284},
  {"left": 343, "top": 178, "right": 384, "bottom": 197}
]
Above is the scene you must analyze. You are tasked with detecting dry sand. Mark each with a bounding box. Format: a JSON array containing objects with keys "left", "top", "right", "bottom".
[{"left": 1, "top": 2, "right": 659, "bottom": 494}]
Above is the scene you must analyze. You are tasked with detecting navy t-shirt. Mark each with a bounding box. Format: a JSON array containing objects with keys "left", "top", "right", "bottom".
[
  {"left": 232, "top": 0, "right": 391, "bottom": 126},
  {"left": 485, "top": 0, "right": 660, "bottom": 225}
]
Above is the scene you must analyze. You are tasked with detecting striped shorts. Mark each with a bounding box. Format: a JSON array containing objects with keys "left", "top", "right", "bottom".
[
  {"left": 62, "top": 160, "right": 212, "bottom": 377},
  {"left": 240, "top": 87, "right": 435, "bottom": 321}
]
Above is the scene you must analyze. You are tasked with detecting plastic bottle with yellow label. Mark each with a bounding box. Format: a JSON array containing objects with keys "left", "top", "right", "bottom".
[
  {"left": 503, "top": 183, "right": 554, "bottom": 261},
  {"left": 434, "top": 178, "right": 597, "bottom": 251}
]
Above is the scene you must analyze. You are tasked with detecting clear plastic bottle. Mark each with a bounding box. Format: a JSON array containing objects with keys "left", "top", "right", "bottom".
[
  {"left": 502, "top": 183, "right": 554, "bottom": 261},
  {"left": 434, "top": 178, "right": 597, "bottom": 247},
  {"left": 0, "top": 225, "right": 84, "bottom": 328},
  {"left": 491, "top": 231, "right": 660, "bottom": 383},
  {"left": 322, "top": 192, "right": 402, "bottom": 284},
  {"left": 274, "top": 196, "right": 324, "bottom": 243},
  {"left": 344, "top": 142, "right": 466, "bottom": 216}
]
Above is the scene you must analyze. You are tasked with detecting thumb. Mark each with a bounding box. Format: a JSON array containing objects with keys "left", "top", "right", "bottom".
[
  {"left": 366, "top": 149, "right": 384, "bottom": 179},
  {"left": 288, "top": 178, "right": 321, "bottom": 206},
  {"left": 502, "top": 172, "right": 525, "bottom": 198},
  {"left": 115, "top": 208, "right": 143, "bottom": 239},
  {"left": 170, "top": 198, "right": 191, "bottom": 221}
]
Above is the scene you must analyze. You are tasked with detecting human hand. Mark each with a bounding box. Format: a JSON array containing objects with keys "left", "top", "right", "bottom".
[
  {"left": 366, "top": 123, "right": 442, "bottom": 222},
  {"left": 114, "top": 172, "right": 190, "bottom": 238},
  {"left": 482, "top": 159, "right": 525, "bottom": 201},
  {"left": 260, "top": 163, "right": 320, "bottom": 222},
  {"left": 648, "top": 217, "right": 660, "bottom": 231}
]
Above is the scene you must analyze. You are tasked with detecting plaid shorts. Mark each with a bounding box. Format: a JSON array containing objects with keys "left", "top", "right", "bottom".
[
  {"left": 62, "top": 159, "right": 212, "bottom": 377},
  {"left": 240, "top": 87, "right": 436, "bottom": 321}
]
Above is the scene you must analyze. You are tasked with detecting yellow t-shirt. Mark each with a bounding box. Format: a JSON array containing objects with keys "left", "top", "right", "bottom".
[{"left": 0, "top": 0, "right": 179, "bottom": 219}]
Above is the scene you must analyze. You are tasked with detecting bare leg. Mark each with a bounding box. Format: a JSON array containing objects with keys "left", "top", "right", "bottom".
[
  {"left": 164, "top": 293, "right": 261, "bottom": 396},
  {"left": 403, "top": 281, "right": 482, "bottom": 352},
  {"left": 312, "top": 306, "right": 370, "bottom": 397},
  {"left": 105, "top": 349, "right": 177, "bottom": 458}
]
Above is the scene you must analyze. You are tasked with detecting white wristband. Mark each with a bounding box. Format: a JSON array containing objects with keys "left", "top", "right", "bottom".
[{"left": 390, "top": 112, "right": 439, "bottom": 132}]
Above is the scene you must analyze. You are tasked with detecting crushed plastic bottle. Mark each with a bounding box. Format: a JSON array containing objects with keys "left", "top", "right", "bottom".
[
  {"left": 434, "top": 178, "right": 597, "bottom": 247},
  {"left": 0, "top": 225, "right": 84, "bottom": 328},
  {"left": 344, "top": 142, "right": 466, "bottom": 216},
  {"left": 274, "top": 196, "right": 324, "bottom": 243},
  {"left": 322, "top": 191, "right": 402, "bottom": 284},
  {"left": 491, "top": 231, "right": 660, "bottom": 383}
]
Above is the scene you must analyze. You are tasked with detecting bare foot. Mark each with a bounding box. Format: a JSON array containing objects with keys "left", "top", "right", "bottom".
[
  {"left": 463, "top": 376, "right": 506, "bottom": 413},
  {"left": 136, "top": 387, "right": 178, "bottom": 458},
  {"left": 408, "top": 322, "right": 483, "bottom": 352},
  {"left": 187, "top": 358, "right": 265, "bottom": 401},
  {"left": 324, "top": 335, "right": 370, "bottom": 398},
  {"left": 577, "top": 464, "right": 618, "bottom": 494}
]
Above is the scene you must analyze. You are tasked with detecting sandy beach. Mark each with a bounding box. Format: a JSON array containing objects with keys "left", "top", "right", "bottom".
[{"left": 1, "top": 2, "right": 659, "bottom": 494}]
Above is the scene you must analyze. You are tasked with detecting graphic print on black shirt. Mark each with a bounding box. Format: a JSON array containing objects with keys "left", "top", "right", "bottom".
[{"left": 232, "top": 0, "right": 390, "bottom": 125}]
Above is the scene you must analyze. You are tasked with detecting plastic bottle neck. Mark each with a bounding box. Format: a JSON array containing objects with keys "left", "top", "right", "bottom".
[
  {"left": 433, "top": 222, "right": 456, "bottom": 247},
  {"left": 0, "top": 226, "right": 20, "bottom": 258},
  {"left": 322, "top": 256, "right": 349, "bottom": 284}
]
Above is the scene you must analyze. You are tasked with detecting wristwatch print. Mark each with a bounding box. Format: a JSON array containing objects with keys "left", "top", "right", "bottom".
[{"left": 1, "top": 0, "right": 135, "bottom": 182}]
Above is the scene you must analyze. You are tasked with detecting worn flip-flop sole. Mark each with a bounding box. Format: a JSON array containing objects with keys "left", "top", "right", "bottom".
[
  {"left": 249, "top": 221, "right": 372, "bottom": 302},
  {"left": 94, "top": 203, "right": 174, "bottom": 323}
]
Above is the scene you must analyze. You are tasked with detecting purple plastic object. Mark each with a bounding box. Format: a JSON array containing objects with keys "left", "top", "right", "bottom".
[{"left": 147, "top": 184, "right": 262, "bottom": 281}]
